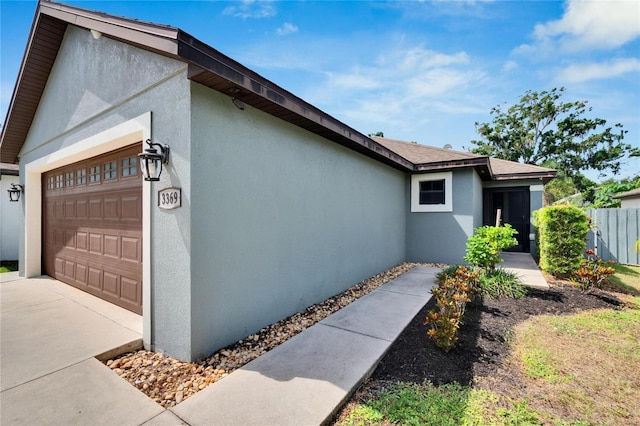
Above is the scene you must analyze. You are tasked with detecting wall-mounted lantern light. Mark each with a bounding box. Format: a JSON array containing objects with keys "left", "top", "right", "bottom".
[
  {"left": 7, "top": 183, "right": 23, "bottom": 202},
  {"left": 139, "top": 139, "right": 170, "bottom": 182}
]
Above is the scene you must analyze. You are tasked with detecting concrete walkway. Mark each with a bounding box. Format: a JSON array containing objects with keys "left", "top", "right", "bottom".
[
  {"left": 0, "top": 268, "right": 436, "bottom": 426},
  {"left": 0, "top": 276, "right": 161, "bottom": 425},
  {"left": 501, "top": 252, "right": 550, "bottom": 289},
  {"left": 172, "top": 267, "right": 437, "bottom": 426},
  {"left": 1, "top": 258, "right": 546, "bottom": 425}
]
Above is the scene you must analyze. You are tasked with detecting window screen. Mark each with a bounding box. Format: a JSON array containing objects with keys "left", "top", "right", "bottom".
[{"left": 419, "top": 179, "right": 445, "bottom": 205}]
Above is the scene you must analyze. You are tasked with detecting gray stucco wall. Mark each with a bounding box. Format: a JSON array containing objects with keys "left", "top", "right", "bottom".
[
  {"left": 18, "top": 26, "right": 194, "bottom": 360},
  {"left": 406, "top": 168, "right": 483, "bottom": 265},
  {"left": 189, "top": 83, "right": 406, "bottom": 359},
  {"left": 1, "top": 174, "right": 20, "bottom": 261}
]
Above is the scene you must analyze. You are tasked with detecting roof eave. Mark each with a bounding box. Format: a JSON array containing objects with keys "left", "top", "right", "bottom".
[
  {"left": 413, "top": 157, "right": 490, "bottom": 172},
  {"left": 492, "top": 172, "right": 557, "bottom": 184},
  {"left": 176, "top": 36, "right": 413, "bottom": 171}
]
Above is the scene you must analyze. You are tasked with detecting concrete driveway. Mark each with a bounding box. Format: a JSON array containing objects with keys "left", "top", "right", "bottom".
[{"left": 0, "top": 274, "right": 169, "bottom": 425}]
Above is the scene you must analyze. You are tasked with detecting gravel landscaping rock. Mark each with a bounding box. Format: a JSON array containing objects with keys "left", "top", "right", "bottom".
[{"left": 105, "top": 262, "right": 442, "bottom": 408}]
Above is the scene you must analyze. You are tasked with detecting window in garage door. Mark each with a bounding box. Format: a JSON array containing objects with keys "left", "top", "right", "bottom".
[{"left": 42, "top": 143, "right": 143, "bottom": 314}]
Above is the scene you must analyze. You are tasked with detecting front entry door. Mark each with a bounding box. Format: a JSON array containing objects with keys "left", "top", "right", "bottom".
[{"left": 483, "top": 187, "right": 530, "bottom": 252}]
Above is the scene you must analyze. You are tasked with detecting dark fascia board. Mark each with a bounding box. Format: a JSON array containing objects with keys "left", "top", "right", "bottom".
[
  {"left": 42, "top": 1, "right": 181, "bottom": 54},
  {"left": 414, "top": 157, "right": 492, "bottom": 173},
  {"left": 1, "top": 162, "right": 20, "bottom": 176},
  {"left": 492, "top": 171, "right": 557, "bottom": 183}
]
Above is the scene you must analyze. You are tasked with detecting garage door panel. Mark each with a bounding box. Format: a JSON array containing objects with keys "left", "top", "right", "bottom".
[
  {"left": 76, "top": 200, "right": 88, "bottom": 218},
  {"left": 64, "top": 200, "right": 75, "bottom": 218},
  {"left": 46, "top": 201, "right": 55, "bottom": 217},
  {"left": 54, "top": 257, "right": 64, "bottom": 275},
  {"left": 65, "top": 230, "right": 76, "bottom": 249},
  {"left": 76, "top": 231, "right": 88, "bottom": 251},
  {"left": 121, "top": 276, "right": 140, "bottom": 306},
  {"left": 76, "top": 264, "right": 87, "bottom": 284},
  {"left": 43, "top": 144, "right": 142, "bottom": 314},
  {"left": 121, "top": 236, "right": 140, "bottom": 262},
  {"left": 104, "top": 197, "right": 119, "bottom": 219},
  {"left": 122, "top": 196, "right": 141, "bottom": 221},
  {"left": 55, "top": 201, "right": 63, "bottom": 218},
  {"left": 54, "top": 230, "right": 64, "bottom": 247},
  {"left": 89, "top": 233, "right": 102, "bottom": 254},
  {"left": 104, "top": 235, "right": 119, "bottom": 258},
  {"left": 87, "top": 267, "right": 102, "bottom": 290},
  {"left": 89, "top": 199, "right": 102, "bottom": 219},
  {"left": 64, "top": 260, "right": 75, "bottom": 279},
  {"left": 103, "top": 272, "right": 119, "bottom": 298}
]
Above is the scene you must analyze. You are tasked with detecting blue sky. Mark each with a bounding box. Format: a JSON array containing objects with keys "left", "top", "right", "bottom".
[{"left": 1, "top": 0, "right": 639, "bottom": 181}]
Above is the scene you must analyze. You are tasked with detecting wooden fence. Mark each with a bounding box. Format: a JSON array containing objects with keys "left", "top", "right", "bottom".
[{"left": 586, "top": 208, "right": 639, "bottom": 265}]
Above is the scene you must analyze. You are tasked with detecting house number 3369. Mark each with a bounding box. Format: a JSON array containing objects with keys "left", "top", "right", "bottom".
[{"left": 158, "top": 187, "right": 181, "bottom": 210}]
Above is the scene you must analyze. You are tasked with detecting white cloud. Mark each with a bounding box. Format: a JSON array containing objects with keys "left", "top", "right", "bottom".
[
  {"left": 502, "top": 60, "right": 518, "bottom": 72},
  {"left": 406, "top": 69, "right": 480, "bottom": 97},
  {"left": 396, "top": 48, "right": 469, "bottom": 71},
  {"left": 556, "top": 58, "right": 640, "bottom": 83},
  {"left": 223, "top": 0, "right": 276, "bottom": 19},
  {"left": 276, "top": 22, "right": 298, "bottom": 36},
  {"left": 525, "top": 0, "right": 640, "bottom": 53},
  {"left": 311, "top": 46, "right": 487, "bottom": 137}
]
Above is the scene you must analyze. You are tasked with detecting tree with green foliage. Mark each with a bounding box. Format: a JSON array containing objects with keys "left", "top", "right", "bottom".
[
  {"left": 583, "top": 178, "right": 640, "bottom": 208},
  {"left": 470, "top": 87, "right": 638, "bottom": 182}
]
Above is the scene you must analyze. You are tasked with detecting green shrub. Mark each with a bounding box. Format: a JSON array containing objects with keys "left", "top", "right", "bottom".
[
  {"left": 464, "top": 224, "right": 518, "bottom": 271},
  {"left": 534, "top": 206, "right": 589, "bottom": 276},
  {"left": 479, "top": 269, "right": 528, "bottom": 299}
]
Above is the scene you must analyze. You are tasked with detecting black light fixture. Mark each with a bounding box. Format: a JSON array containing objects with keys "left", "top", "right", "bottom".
[
  {"left": 7, "top": 183, "right": 23, "bottom": 202},
  {"left": 139, "top": 139, "right": 170, "bottom": 182},
  {"left": 232, "top": 97, "right": 245, "bottom": 110}
]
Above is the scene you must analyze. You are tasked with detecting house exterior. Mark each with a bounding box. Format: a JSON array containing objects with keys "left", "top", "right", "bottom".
[
  {"left": 0, "top": 1, "right": 555, "bottom": 361},
  {"left": 1, "top": 163, "right": 20, "bottom": 261},
  {"left": 613, "top": 188, "right": 640, "bottom": 208}
]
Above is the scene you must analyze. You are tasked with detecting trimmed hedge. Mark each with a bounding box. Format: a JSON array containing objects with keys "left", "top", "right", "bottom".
[{"left": 534, "top": 205, "right": 589, "bottom": 276}]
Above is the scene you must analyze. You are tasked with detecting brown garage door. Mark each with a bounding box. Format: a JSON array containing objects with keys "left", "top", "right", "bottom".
[{"left": 43, "top": 144, "right": 143, "bottom": 314}]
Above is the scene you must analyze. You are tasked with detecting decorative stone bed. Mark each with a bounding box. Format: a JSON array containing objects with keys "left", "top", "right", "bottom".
[{"left": 105, "top": 262, "right": 443, "bottom": 407}]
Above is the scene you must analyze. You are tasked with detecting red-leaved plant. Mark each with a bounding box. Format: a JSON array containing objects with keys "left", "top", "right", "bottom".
[
  {"left": 425, "top": 266, "right": 479, "bottom": 351},
  {"left": 572, "top": 249, "right": 616, "bottom": 293}
]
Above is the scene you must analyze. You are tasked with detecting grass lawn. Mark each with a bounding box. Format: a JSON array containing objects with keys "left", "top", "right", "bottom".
[
  {"left": 337, "top": 264, "right": 640, "bottom": 425},
  {"left": 609, "top": 263, "right": 640, "bottom": 295},
  {"left": 0, "top": 261, "right": 18, "bottom": 273}
]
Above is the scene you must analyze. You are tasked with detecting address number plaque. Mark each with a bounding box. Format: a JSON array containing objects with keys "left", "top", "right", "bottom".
[{"left": 158, "top": 187, "right": 182, "bottom": 210}]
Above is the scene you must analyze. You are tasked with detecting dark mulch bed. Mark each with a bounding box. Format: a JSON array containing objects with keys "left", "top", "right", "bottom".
[{"left": 370, "top": 282, "right": 624, "bottom": 387}]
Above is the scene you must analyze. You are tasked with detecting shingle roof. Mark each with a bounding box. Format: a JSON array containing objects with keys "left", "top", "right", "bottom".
[
  {"left": 488, "top": 158, "right": 556, "bottom": 178},
  {"left": 372, "top": 137, "right": 481, "bottom": 163},
  {"left": 373, "top": 136, "right": 556, "bottom": 181}
]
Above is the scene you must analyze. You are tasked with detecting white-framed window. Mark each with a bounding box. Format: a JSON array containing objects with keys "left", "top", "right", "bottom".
[{"left": 411, "top": 172, "right": 453, "bottom": 212}]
